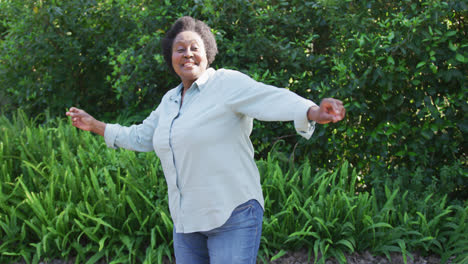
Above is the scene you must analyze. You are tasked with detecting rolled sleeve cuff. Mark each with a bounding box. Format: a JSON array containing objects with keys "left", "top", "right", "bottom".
[
  {"left": 104, "top": 123, "right": 120, "bottom": 149},
  {"left": 294, "top": 99, "right": 317, "bottom": 140}
]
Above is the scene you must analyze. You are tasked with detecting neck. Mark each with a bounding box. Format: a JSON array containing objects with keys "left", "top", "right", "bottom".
[
  {"left": 182, "top": 85, "right": 191, "bottom": 97},
  {"left": 181, "top": 81, "right": 193, "bottom": 104},
  {"left": 182, "top": 80, "right": 194, "bottom": 91}
]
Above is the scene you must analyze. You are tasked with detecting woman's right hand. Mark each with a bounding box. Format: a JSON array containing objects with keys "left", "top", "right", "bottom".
[{"left": 66, "top": 107, "right": 106, "bottom": 136}]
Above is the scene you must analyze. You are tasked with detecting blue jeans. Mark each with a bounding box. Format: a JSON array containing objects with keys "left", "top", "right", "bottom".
[{"left": 173, "top": 199, "right": 264, "bottom": 264}]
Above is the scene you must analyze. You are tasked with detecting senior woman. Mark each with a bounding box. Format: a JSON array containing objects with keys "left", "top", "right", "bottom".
[{"left": 66, "top": 16, "right": 345, "bottom": 264}]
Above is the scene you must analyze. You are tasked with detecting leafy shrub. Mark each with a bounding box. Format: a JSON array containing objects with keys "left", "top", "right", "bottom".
[
  {"left": 258, "top": 155, "right": 468, "bottom": 263},
  {"left": 0, "top": 0, "right": 171, "bottom": 119},
  {"left": 311, "top": 0, "right": 467, "bottom": 191},
  {"left": 0, "top": 111, "right": 172, "bottom": 263}
]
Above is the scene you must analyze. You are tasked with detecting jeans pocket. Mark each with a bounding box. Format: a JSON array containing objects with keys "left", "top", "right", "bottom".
[
  {"left": 206, "top": 200, "right": 262, "bottom": 236},
  {"left": 233, "top": 199, "right": 264, "bottom": 223},
  {"left": 232, "top": 203, "right": 253, "bottom": 213}
]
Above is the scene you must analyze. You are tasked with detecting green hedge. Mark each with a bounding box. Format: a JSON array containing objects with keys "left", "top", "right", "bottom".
[{"left": 0, "top": 1, "right": 466, "bottom": 203}]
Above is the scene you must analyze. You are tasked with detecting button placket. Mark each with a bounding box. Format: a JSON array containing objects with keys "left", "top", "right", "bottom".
[
  {"left": 168, "top": 91, "right": 184, "bottom": 231},
  {"left": 167, "top": 85, "right": 198, "bottom": 233}
]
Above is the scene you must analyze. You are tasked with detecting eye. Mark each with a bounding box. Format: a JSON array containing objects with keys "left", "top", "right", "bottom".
[{"left": 190, "top": 44, "right": 200, "bottom": 51}]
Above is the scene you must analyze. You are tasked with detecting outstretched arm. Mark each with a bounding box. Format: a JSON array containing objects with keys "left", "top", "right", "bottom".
[
  {"left": 307, "top": 98, "right": 345, "bottom": 124},
  {"left": 66, "top": 107, "right": 106, "bottom": 136}
]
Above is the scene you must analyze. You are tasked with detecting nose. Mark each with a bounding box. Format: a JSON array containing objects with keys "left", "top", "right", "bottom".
[{"left": 183, "top": 49, "right": 193, "bottom": 58}]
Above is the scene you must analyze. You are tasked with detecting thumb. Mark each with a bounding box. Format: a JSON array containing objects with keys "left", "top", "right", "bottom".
[{"left": 318, "top": 111, "right": 335, "bottom": 124}]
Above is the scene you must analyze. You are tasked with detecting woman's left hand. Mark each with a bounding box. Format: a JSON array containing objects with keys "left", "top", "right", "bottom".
[{"left": 307, "top": 98, "right": 345, "bottom": 124}]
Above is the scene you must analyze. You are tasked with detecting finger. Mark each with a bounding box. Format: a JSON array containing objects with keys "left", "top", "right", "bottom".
[
  {"left": 329, "top": 100, "right": 341, "bottom": 115},
  {"left": 332, "top": 107, "right": 345, "bottom": 122},
  {"left": 333, "top": 103, "right": 343, "bottom": 115},
  {"left": 321, "top": 99, "right": 334, "bottom": 113},
  {"left": 66, "top": 112, "right": 78, "bottom": 118},
  {"left": 318, "top": 111, "right": 335, "bottom": 124},
  {"left": 321, "top": 99, "right": 345, "bottom": 122},
  {"left": 70, "top": 107, "right": 86, "bottom": 116},
  {"left": 66, "top": 107, "right": 76, "bottom": 116},
  {"left": 70, "top": 110, "right": 88, "bottom": 118}
]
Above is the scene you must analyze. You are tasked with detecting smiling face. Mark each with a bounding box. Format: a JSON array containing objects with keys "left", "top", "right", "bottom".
[{"left": 171, "top": 31, "right": 208, "bottom": 90}]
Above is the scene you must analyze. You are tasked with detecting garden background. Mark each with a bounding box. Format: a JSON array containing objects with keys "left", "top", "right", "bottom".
[{"left": 0, "top": 0, "right": 466, "bottom": 263}]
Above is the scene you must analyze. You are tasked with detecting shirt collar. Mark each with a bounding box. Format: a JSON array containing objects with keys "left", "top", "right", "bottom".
[
  {"left": 170, "top": 68, "right": 215, "bottom": 102},
  {"left": 193, "top": 67, "right": 215, "bottom": 91}
]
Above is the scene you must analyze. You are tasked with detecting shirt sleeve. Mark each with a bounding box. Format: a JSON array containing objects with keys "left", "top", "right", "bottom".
[
  {"left": 223, "top": 70, "right": 317, "bottom": 139},
  {"left": 104, "top": 106, "right": 160, "bottom": 152}
]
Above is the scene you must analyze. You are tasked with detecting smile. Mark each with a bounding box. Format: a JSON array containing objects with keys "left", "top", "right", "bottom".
[{"left": 183, "top": 61, "right": 197, "bottom": 67}]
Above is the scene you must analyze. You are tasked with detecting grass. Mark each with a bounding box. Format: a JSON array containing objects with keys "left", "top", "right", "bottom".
[{"left": 0, "top": 110, "right": 466, "bottom": 263}]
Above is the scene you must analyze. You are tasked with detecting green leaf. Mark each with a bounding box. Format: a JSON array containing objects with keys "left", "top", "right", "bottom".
[
  {"left": 445, "top": 31, "right": 456, "bottom": 37},
  {"left": 448, "top": 41, "right": 458, "bottom": 51},
  {"left": 80, "top": 213, "right": 118, "bottom": 232},
  {"left": 382, "top": 93, "right": 391, "bottom": 100},
  {"left": 270, "top": 250, "right": 287, "bottom": 261},
  {"left": 98, "top": 236, "right": 109, "bottom": 252},
  {"left": 421, "top": 130, "right": 433, "bottom": 140},
  {"left": 456, "top": 54, "right": 466, "bottom": 63},
  {"left": 85, "top": 250, "right": 106, "bottom": 264},
  {"left": 336, "top": 239, "right": 355, "bottom": 252}
]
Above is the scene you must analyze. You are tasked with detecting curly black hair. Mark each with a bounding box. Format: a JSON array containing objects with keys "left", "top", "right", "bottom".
[{"left": 162, "top": 16, "right": 218, "bottom": 75}]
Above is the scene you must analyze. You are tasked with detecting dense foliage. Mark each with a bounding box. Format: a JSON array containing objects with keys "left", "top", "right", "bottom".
[
  {"left": 0, "top": 112, "right": 466, "bottom": 263},
  {"left": 0, "top": 0, "right": 467, "bottom": 262}
]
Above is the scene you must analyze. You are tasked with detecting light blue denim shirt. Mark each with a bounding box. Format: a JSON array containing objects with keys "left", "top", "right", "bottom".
[{"left": 104, "top": 68, "right": 316, "bottom": 233}]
